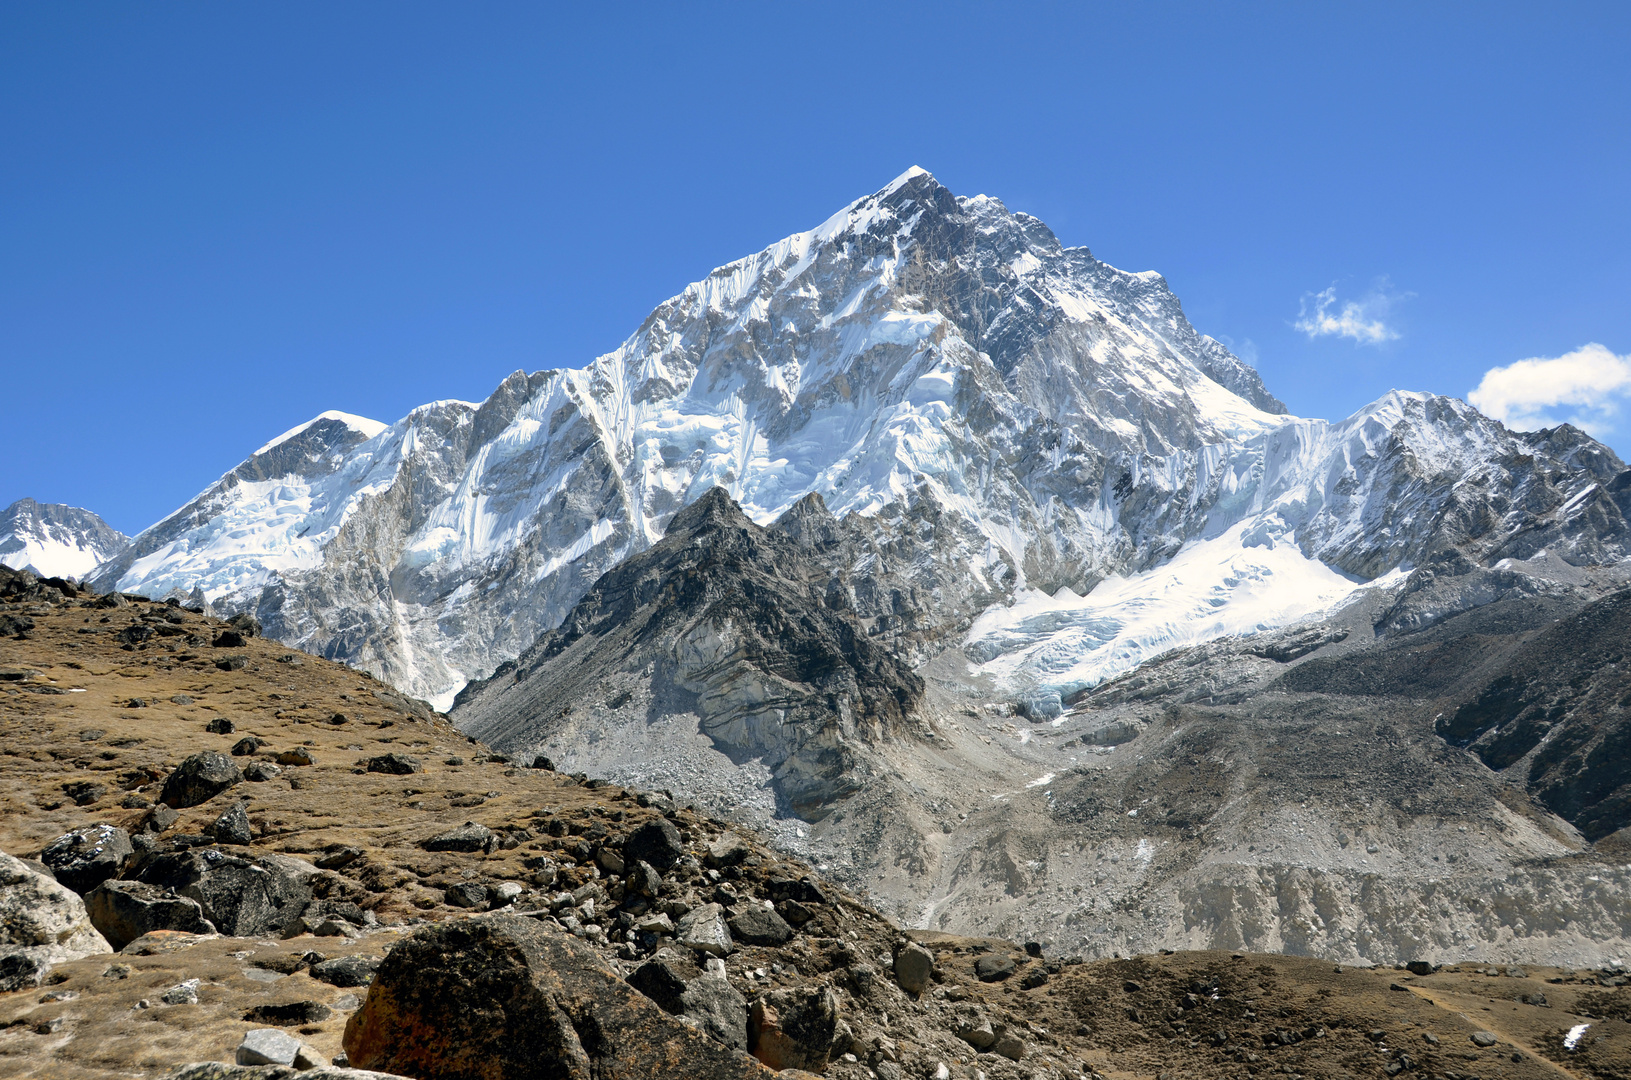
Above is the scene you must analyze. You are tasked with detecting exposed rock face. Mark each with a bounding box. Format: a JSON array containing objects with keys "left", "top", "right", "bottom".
[
  {"left": 455, "top": 489, "right": 926, "bottom": 819},
  {"left": 0, "top": 851, "right": 110, "bottom": 991},
  {"left": 342, "top": 914, "right": 773, "bottom": 1079}
]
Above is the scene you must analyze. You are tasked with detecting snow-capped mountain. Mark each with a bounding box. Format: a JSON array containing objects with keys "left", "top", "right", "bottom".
[
  {"left": 92, "top": 168, "right": 1631, "bottom": 709},
  {"left": 0, "top": 498, "right": 128, "bottom": 579}
]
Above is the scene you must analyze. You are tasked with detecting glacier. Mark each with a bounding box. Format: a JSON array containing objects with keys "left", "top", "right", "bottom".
[{"left": 91, "top": 167, "right": 1631, "bottom": 709}]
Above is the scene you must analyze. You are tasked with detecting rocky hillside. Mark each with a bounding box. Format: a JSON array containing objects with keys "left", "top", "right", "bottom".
[{"left": 7, "top": 567, "right": 1631, "bottom": 1080}]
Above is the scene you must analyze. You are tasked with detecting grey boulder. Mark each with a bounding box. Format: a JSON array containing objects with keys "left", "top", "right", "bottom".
[
  {"left": 0, "top": 852, "right": 111, "bottom": 991},
  {"left": 161, "top": 751, "right": 243, "bottom": 808},
  {"left": 85, "top": 879, "right": 216, "bottom": 951}
]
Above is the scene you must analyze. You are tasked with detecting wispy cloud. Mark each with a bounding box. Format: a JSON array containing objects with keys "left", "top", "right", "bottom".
[
  {"left": 1294, "top": 279, "right": 1406, "bottom": 345},
  {"left": 1468, "top": 343, "right": 1631, "bottom": 437}
]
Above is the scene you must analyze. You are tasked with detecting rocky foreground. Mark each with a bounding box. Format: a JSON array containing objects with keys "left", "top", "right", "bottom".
[{"left": 2, "top": 566, "right": 1629, "bottom": 1080}]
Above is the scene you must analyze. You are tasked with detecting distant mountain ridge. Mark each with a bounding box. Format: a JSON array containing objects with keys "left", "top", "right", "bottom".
[{"left": 0, "top": 498, "right": 128, "bottom": 579}]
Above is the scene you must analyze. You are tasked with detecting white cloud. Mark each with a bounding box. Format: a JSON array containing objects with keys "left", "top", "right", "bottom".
[
  {"left": 1294, "top": 280, "right": 1404, "bottom": 344},
  {"left": 1468, "top": 343, "right": 1631, "bottom": 437}
]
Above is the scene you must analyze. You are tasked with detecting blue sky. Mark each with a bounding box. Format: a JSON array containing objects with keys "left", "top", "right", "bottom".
[{"left": 3, "top": 3, "right": 1629, "bottom": 534}]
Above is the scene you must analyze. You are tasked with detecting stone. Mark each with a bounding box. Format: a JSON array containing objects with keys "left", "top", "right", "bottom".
[
  {"left": 626, "top": 947, "right": 747, "bottom": 1047},
  {"left": 277, "top": 747, "right": 317, "bottom": 767},
  {"left": 210, "top": 802, "right": 254, "bottom": 845},
  {"left": 237, "top": 1027, "right": 302, "bottom": 1065},
  {"left": 705, "top": 831, "right": 752, "bottom": 868},
  {"left": 792, "top": 877, "right": 829, "bottom": 905},
  {"left": 748, "top": 985, "right": 841, "bottom": 1071},
  {"left": 311, "top": 954, "right": 380, "bottom": 987},
  {"left": 244, "top": 1000, "right": 333, "bottom": 1024},
  {"left": 728, "top": 904, "right": 793, "bottom": 946},
  {"left": 777, "top": 899, "right": 815, "bottom": 925},
  {"left": 1018, "top": 968, "right": 1048, "bottom": 990},
  {"left": 489, "top": 881, "right": 524, "bottom": 907},
  {"left": 145, "top": 805, "right": 180, "bottom": 833},
  {"left": 315, "top": 847, "right": 363, "bottom": 870},
  {"left": 161, "top": 751, "right": 244, "bottom": 808},
  {"left": 231, "top": 737, "right": 262, "bottom": 756},
  {"left": 595, "top": 846, "right": 626, "bottom": 874},
  {"left": 364, "top": 753, "right": 421, "bottom": 775},
  {"left": 213, "top": 630, "right": 248, "bottom": 648},
  {"left": 216, "top": 655, "right": 248, "bottom": 671},
  {"left": 244, "top": 761, "right": 283, "bottom": 782},
  {"left": 1471, "top": 1031, "right": 1500, "bottom": 1047},
  {"left": 975, "top": 954, "right": 1016, "bottom": 982},
  {"left": 342, "top": 914, "right": 770, "bottom": 1079},
  {"left": 161, "top": 978, "right": 201, "bottom": 1005},
  {"left": 62, "top": 780, "right": 106, "bottom": 806},
  {"left": 628, "top": 859, "right": 662, "bottom": 898},
  {"left": 134, "top": 848, "right": 314, "bottom": 937},
  {"left": 161, "top": 1063, "right": 408, "bottom": 1079},
  {"left": 421, "top": 821, "right": 495, "bottom": 853},
  {"left": 623, "top": 817, "right": 685, "bottom": 871},
  {"left": 39, "top": 823, "right": 134, "bottom": 893},
  {"left": 676, "top": 902, "right": 734, "bottom": 956},
  {"left": 955, "top": 1014, "right": 997, "bottom": 1049},
  {"left": 84, "top": 879, "right": 216, "bottom": 950},
  {"left": 206, "top": 717, "right": 236, "bottom": 734},
  {"left": 992, "top": 1026, "right": 1026, "bottom": 1061},
  {"left": 1406, "top": 960, "right": 1436, "bottom": 976},
  {"left": 893, "top": 942, "right": 934, "bottom": 995},
  {"left": 443, "top": 881, "right": 488, "bottom": 909}
]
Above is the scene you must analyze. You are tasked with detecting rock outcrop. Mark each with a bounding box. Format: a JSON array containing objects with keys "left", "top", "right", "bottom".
[{"left": 455, "top": 489, "right": 926, "bottom": 819}]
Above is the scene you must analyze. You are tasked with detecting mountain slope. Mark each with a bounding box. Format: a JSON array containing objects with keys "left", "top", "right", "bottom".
[
  {"left": 92, "top": 169, "right": 1631, "bottom": 711},
  {"left": 0, "top": 498, "right": 128, "bottom": 579}
]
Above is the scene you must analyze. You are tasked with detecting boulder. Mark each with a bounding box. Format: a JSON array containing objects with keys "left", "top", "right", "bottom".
[
  {"left": 623, "top": 817, "right": 685, "bottom": 871},
  {"left": 0, "top": 852, "right": 111, "bottom": 991},
  {"left": 237, "top": 1028, "right": 301, "bottom": 1065},
  {"left": 277, "top": 747, "right": 316, "bottom": 767},
  {"left": 676, "top": 902, "right": 734, "bottom": 956},
  {"left": 134, "top": 848, "right": 313, "bottom": 937},
  {"left": 244, "top": 1000, "right": 333, "bottom": 1025},
  {"left": 893, "top": 942, "right": 934, "bottom": 995},
  {"left": 728, "top": 904, "right": 793, "bottom": 946},
  {"left": 244, "top": 762, "right": 283, "bottom": 782},
  {"left": 628, "top": 949, "right": 749, "bottom": 1050},
  {"left": 311, "top": 954, "right": 381, "bottom": 987},
  {"left": 421, "top": 821, "right": 494, "bottom": 853},
  {"left": 210, "top": 802, "right": 254, "bottom": 845},
  {"left": 975, "top": 953, "right": 1016, "bottom": 982},
  {"left": 705, "top": 831, "right": 752, "bottom": 868},
  {"left": 213, "top": 630, "right": 248, "bottom": 649},
  {"left": 628, "top": 859, "right": 662, "bottom": 898},
  {"left": 231, "top": 737, "right": 262, "bottom": 756},
  {"left": 364, "top": 753, "right": 421, "bottom": 775},
  {"left": 206, "top": 717, "right": 236, "bottom": 734},
  {"left": 342, "top": 914, "right": 772, "bottom": 1079},
  {"left": 228, "top": 611, "right": 262, "bottom": 637},
  {"left": 38, "top": 823, "right": 133, "bottom": 893},
  {"left": 85, "top": 879, "right": 216, "bottom": 950},
  {"left": 443, "top": 882, "right": 488, "bottom": 909},
  {"left": 748, "top": 985, "right": 841, "bottom": 1071},
  {"left": 161, "top": 751, "right": 244, "bottom": 808}
]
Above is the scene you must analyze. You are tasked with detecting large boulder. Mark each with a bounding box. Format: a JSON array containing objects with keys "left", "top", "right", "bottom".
[
  {"left": 161, "top": 751, "right": 244, "bottom": 808},
  {"left": 134, "top": 848, "right": 313, "bottom": 937},
  {"left": 342, "top": 914, "right": 772, "bottom": 1079},
  {"left": 747, "top": 985, "right": 841, "bottom": 1072},
  {"left": 627, "top": 950, "right": 748, "bottom": 1050},
  {"left": 84, "top": 879, "right": 217, "bottom": 950},
  {"left": 727, "top": 904, "right": 793, "bottom": 946},
  {"left": 0, "top": 851, "right": 111, "bottom": 991},
  {"left": 420, "top": 821, "right": 494, "bottom": 854},
  {"left": 38, "top": 823, "right": 133, "bottom": 893},
  {"left": 676, "top": 902, "right": 734, "bottom": 956},
  {"left": 893, "top": 942, "right": 934, "bottom": 995},
  {"left": 622, "top": 817, "right": 685, "bottom": 871}
]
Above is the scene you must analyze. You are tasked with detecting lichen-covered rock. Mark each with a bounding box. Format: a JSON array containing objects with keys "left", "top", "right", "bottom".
[
  {"left": 134, "top": 848, "right": 313, "bottom": 937},
  {"left": 342, "top": 914, "right": 772, "bottom": 1079},
  {"left": 0, "top": 851, "right": 110, "bottom": 990}
]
